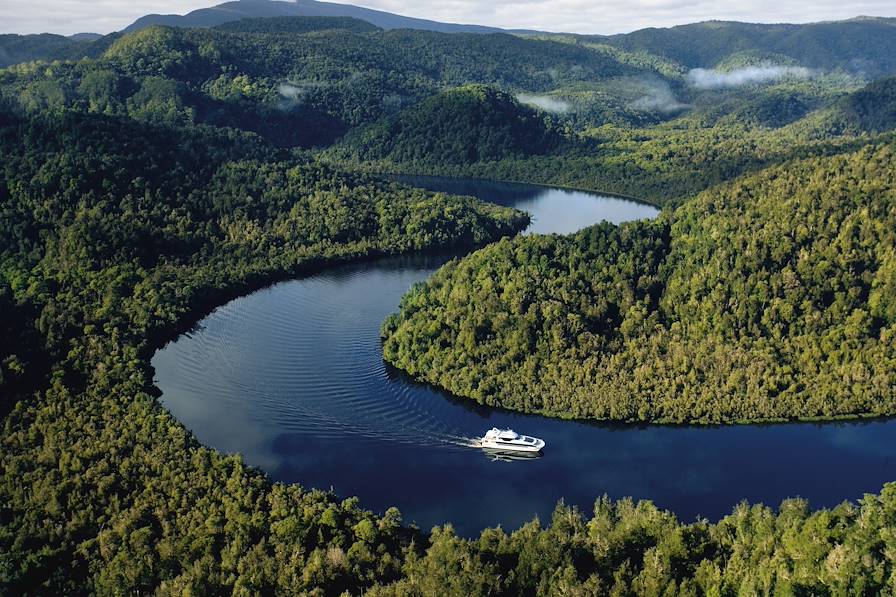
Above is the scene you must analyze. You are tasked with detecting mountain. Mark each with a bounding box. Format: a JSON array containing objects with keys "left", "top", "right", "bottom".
[
  {"left": 214, "top": 15, "right": 380, "bottom": 34},
  {"left": 594, "top": 17, "right": 896, "bottom": 75},
  {"left": 125, "top": 0, "right": 503, "bottom": 34},
  {"left": 0, "top": 33, "right": 86, "bottom": 67},
  {"left": 837, "top": 75, "right": 896, "bottom": 132},
  {"left": 69, "top": 33, "right": 103, "bottom": 41}
]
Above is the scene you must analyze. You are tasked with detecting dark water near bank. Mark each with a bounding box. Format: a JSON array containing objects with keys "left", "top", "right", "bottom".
[{"left": 153, "top": 176, "right": 896, "bottom": 536}]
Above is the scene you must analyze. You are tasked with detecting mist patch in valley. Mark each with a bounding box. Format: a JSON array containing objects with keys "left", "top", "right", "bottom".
[
  {"left": 687, "top": 65, "right": 813, "bottom": 89},
  {"left": 517, "top": 93, "right": 571, "bottom": 114},
  {"left": 629, "top": 78, "right": 689, "bottom": 114}
]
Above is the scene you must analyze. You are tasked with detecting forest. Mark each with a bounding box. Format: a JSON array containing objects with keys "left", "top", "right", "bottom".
[
  {"left": 1, "top": 13, "right": 896, "bottom": 594},
  {"left": 0, "top": 104, "right": 527, "bottom": 594},
  {"left": 382, "top": 141, "right": 896, "bottom": 423}
]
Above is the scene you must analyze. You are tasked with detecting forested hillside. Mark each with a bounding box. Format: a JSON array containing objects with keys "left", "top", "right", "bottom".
[
  {"left": 0, "top": 106, "right": 527, "bottom": 593},
  {"left": 382, "top": 141, "right": 896, "bottom": 423},
  {"left": 125, "top": 0, "right": 504, "bottom": 34},
  {"left": 0, "top": 33, "right": 105, "bottom": 67},
  {"left": 835, "top": 75, "right": 896, "bottom": 133},
  {"left": 215, "top": 15, "right": 380, "bottom": 34},
  {"left": 595, "top": 17, "right": 896, "bottom": 74},
  {"left": 0, "top": 23, "right": 648, "bottom": 148},
  {"left": 2, "top": 11, "right": 896, "bottom": 594},
  {"left": 335, "top": 85, "right": 568, "bottom": 165}
]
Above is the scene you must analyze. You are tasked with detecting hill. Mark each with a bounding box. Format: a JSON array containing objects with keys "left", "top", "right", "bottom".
[
  {"left": 0, "top": 33, "right": 91, "bottom": 67},
  {"left": 0, "top": 24, "right": 642, "bottom": 146},
  {"left": 337, "top": 85, "right": 567, "bottom": 164},
  {"left": 596, "top": 17, "right": 896, "bottom": 75},
  {"left": 381, "top": 140, "right": 896, "bottom": 423},
  {"left": 782, "top": 75, "right": 896, "bottom": 137},
  {"left": 125, "top": 0, "right": 503, "bottom": 34},
  {"left": 214, "top": 15, "right": 380, "bottom": 34},
  {"left": 836, "top": 75, "right": 896, "bottom": 132}
]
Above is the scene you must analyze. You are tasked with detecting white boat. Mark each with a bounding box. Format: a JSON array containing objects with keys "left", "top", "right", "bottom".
[{"left": 480, "top": 428, "right": 545, "bottom": 453}]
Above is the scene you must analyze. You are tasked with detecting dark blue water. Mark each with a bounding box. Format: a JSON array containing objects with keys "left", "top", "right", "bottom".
[{"left": 152, "top": 176, "right": 896, "bottom": 536}]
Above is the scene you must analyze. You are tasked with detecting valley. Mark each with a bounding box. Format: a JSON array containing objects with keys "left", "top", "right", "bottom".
[{"left": 2, "top": 5, "right": 896, "bottom": 594}]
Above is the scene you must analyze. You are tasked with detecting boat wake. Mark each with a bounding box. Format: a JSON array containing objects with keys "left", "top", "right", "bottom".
[
  {"left": 154, "top": 265, "right": 554, "bottom": 457},
  {"left": 448, "top": 435, "right": 483, "bottom": 449}
]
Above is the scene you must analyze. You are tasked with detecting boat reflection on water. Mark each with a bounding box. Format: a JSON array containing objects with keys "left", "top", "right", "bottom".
[{"left": 482, "top": 448, "right": 544, "bottom": 462}]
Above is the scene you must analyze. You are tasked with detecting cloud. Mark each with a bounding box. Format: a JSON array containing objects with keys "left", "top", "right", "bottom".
[
  {"left": 630, "top": 79, "right": 688, "bottom": 113},
  {"left": 276, "top": 81, "right": 310, "bottom": 110},
  {"left": 1, "top": 0, "right": 895, "bottom": 35},
  {"left": 516, "top": 93, "right": 570, "bottom": 113},
  {"left": 278, "top": 82, "right": 305, "bottom": 100},
  {"left": 686, "top": 65, "right": 813, "bottom": 89}
]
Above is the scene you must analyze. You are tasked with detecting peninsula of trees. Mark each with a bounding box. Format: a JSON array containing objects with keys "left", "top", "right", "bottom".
[{"left": 382, "top": 141, "right": 896, "bottom": 423}]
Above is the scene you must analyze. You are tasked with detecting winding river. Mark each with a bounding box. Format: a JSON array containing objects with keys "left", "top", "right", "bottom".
[{"left": 153, "top": 176, "right": 896, "bottom": 536}]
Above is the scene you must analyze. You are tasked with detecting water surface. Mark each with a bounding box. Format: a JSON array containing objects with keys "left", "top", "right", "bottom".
[{"left": 153, "top": 177, "right": 896, "bottom": 535}]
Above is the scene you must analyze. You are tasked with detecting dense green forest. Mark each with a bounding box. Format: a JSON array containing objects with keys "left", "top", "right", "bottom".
[
  {"left": 0, "top": 22, "right": 661, "bottom": 148},
  {"left": 2, "top": 17, "right": 892, "bottom": 206},
  {"left": 331, "top": 73, "right": 896, "bottom": 206},
  {"left": 0, "top": 106, "right": 526, "bottom": 593},
  {"left": 3, "top": 12, "right": 896, "bottom": 594},
  {"left": 334, "top": 85, "right": 569, "bottom": 165},
  {"left": 591, "top": 17, "right": 896, "bottom": 75},
  {"left": 382, "top": 141, "right": 896, "bottom": 423}
]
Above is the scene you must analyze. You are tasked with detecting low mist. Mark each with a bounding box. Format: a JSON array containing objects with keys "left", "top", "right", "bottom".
[
  {"left": 630, "top": 79, "right": 689, "bottom": 113},
  {"left": 277, "top": 82, "right": 309, "bottom": 111},
  {"left": 687, "top": 65, "right": 812, "bottom": 89},
  {"left": 517, "top": 93, "right": 571, "bottom": 114},
  {"left": 278, "top": 82, "right": 305, "bottom": 101}
]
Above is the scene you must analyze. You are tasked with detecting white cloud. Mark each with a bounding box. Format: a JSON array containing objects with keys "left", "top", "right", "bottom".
[
  {"left": 516, "top": 93, "right": 570, "bottom": 113},
  {"left": 0, "top": 0, "right": 894, "bottom": 35},
  {"left": 686, "top": 66, "right": 813, "bottom": 89},
  {"left": 630, "top": 79, "right": 689, "bottom": 113}
]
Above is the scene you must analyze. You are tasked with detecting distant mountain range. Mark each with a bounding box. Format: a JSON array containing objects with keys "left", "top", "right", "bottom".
[
  {"left": 124, "top": 0, "right": 505, "bottom": 34},
  {"left": 68, "top": 33, "right": 103, "bottom": 41},
  {"left": 589, "top": 17, "right": 896, "bottom": 71},
  {"left": 1, "top": 0, "right": 896, "bottom": 78},
  {"left": 120, "top": 3, "right": 896, "bottom": 76}
]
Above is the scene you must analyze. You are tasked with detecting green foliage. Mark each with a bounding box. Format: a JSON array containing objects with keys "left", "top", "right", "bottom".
[
  {"left": 215, "top": 15, "right": 382, "bottom": 34},
  {"left": 337, "top": 85, "right": 568, "bottom": 165},
  {"left": 0, "top": 107, "right": 526, "bottom": 594},
  {"left": 368, "top": 492, "right": 896, "bottom": 595},
  {"left": 2, "top": 15, "right": 896, "bottom": 595},
  {"left": 597, "top": 17, "right": 896, "bottom": 74},
  {"left": 0, "top": 33, "right": 100, "bottom": 67},
  {"left": 382, "top": 141, "right": 896, "bottom": 423},
  {"left": 838, "top": 76, "right": 896, "bottom": 133}
]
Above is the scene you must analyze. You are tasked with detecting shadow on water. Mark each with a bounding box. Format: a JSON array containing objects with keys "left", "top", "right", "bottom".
[{"left": 382, "top": 361, "right": 498, "bottom": 421}]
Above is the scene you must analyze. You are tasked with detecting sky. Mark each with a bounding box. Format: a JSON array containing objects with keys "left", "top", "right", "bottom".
[{"left": 2, "top": 0, "right": 895, "bottom": 36}]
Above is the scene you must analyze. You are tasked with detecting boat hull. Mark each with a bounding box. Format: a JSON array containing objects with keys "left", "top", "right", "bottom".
[
  {"left": 480, "top": 439, "right": 544, "bottom": 453},
  {"left": 482, "top": 448, "right": 543, "bottom": 461}
]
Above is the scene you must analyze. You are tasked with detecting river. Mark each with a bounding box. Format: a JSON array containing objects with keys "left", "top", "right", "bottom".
[{"left": 152, "top": 176, "right": 896, "bottom": 536}]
